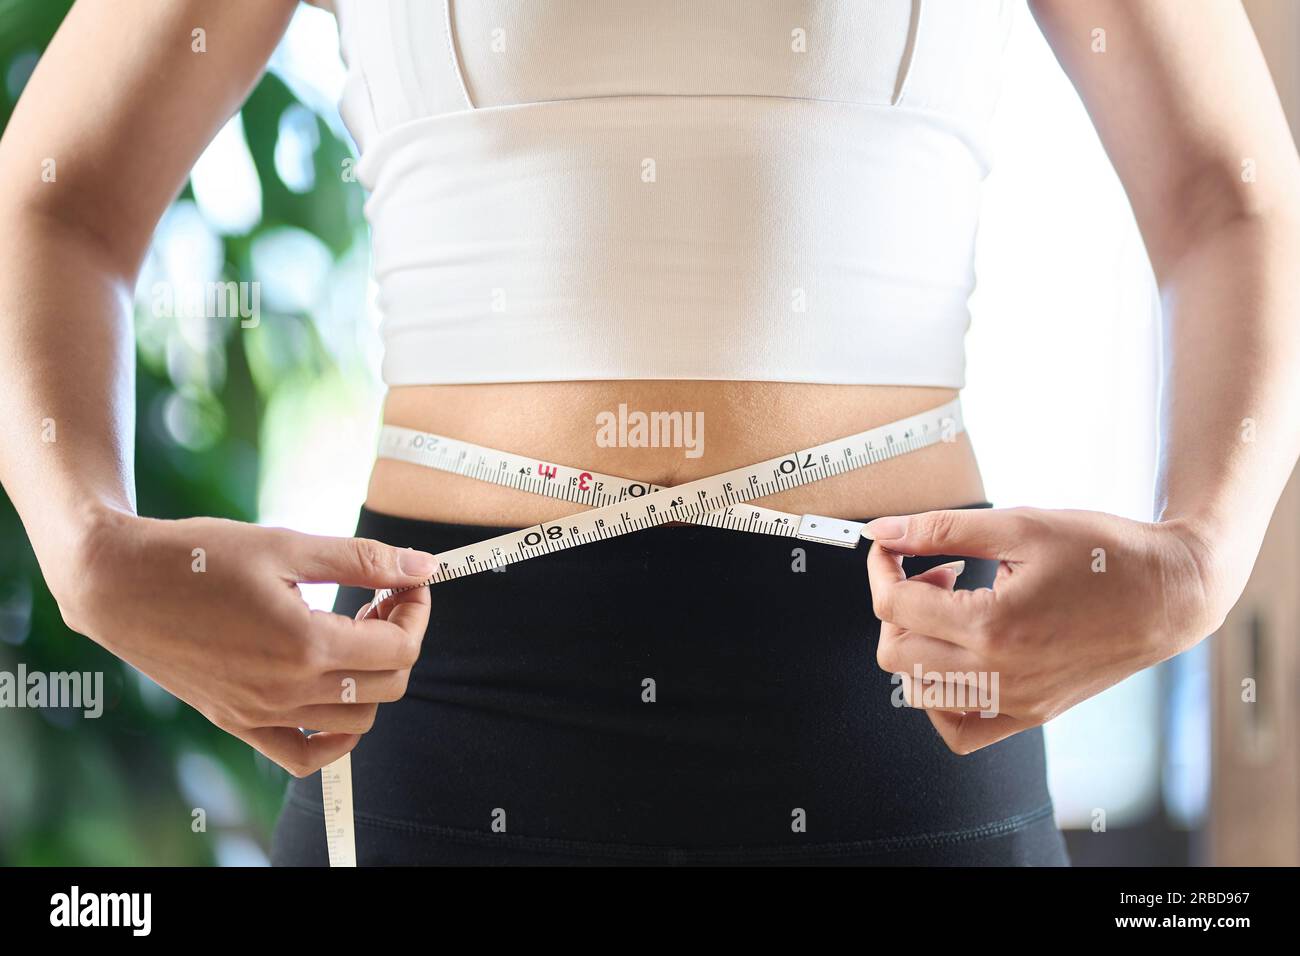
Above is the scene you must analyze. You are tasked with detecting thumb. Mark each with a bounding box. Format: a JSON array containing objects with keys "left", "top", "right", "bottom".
[
  {"left": 278, "top": 532, "right": 440, "bottom": 589},
  {"left": 862, "top": 508, "right": 1026, "bottom": 560}
]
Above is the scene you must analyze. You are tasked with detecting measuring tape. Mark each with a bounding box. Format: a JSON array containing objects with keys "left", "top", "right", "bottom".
[{"left": 319, "top": 397, "right": 963, "bottom": 865}]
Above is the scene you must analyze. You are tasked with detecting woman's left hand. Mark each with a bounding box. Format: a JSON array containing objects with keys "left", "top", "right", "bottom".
[{"left": 864, "top": 506, "right": 1230, "bottom": 754}]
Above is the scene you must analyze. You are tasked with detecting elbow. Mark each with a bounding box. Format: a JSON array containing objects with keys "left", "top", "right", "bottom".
[
  {"left": 0, "top": 194, "right": 142, "bottom": 291},
  {"left": 1147, "top": 158, "right": 1300, "bottom": 283}
]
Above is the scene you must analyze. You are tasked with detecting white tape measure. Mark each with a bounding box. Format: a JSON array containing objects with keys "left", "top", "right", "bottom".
[{"left": 319, "top": 398, "right": 963, "bottom": 865}]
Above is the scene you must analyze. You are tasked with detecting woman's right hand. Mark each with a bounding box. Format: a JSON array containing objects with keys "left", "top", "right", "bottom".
[{"left": 53, "top": 507, "right": 435, "bottom": 777}]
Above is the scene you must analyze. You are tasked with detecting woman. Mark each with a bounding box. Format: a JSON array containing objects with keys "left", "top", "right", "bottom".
[{"left": 1, "top": 0, "right": 1297, "bottom": 866}]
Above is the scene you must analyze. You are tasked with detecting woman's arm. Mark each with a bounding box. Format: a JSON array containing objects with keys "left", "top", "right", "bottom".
[
  {"left": 864, "top": 0, "right": 1300, "bottom": 753},
  {"left": 1032, "top": 0, "right": 1300, "bottom": 618},
  {"left": 1, "top": 0, "right": 299, "bottom": 606},
  {"left": 0, "top": 0, "right": 297, "bottom": 591},
  {"left": 0, "top": 0, "right": 434, "bottom": 775}
]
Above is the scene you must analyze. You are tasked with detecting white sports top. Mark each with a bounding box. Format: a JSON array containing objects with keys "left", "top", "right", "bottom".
[{"left": 333, "top": 0, "right": 1015, "bottom": 387}]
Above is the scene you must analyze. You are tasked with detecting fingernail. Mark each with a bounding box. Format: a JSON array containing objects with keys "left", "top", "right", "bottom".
[
  {"left": 937, "top": 560, "right": 966, "bottom": 577},
  {"left": 862, "top": 516, "right": 908, "bottom": 541},
  {"left": 397, "top": 548, "right": 437, "bottom": 576}
]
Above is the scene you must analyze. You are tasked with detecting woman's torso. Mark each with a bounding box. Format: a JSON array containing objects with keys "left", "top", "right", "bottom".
[
  {"left": 273, "top": 2, "right": 1070, "bottom": 865},
  {"left": 335, "top": 0, "right": 1012, "bottom": 522}
]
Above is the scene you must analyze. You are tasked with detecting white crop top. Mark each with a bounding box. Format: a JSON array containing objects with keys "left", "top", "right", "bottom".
[{"left": 332, "top": 0, "right": 1015, "bottom": 387}]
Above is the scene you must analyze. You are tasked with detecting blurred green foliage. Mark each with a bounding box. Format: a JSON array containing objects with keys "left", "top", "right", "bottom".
[{"left": 0, "top": 0, "right": 364, "bottom": 864}]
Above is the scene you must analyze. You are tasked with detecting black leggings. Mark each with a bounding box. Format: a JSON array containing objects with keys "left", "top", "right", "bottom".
[{"left": 272, "top": 505, "right": 1068, "bottom": 865}]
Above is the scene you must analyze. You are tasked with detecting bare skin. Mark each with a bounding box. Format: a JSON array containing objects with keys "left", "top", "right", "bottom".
[
  {"left": 0, "top": 0, "right": 1298, "bottom": 778},
  {"left": 372, "top": 383, "right": 982, "bottom": 526}
]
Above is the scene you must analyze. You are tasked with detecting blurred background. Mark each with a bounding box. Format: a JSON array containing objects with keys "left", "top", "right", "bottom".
[{"left": 0, "top": 0, "right": 1295, "bottom": 865}]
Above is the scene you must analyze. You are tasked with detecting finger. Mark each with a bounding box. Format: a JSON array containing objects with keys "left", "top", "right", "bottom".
[
  {"left": 273, "top": 529, "right": 440, "bottom": 589},
  {"left": 276, "top": 703, "right": 379, "bottom": 735},
  {"left": 866, "top": 537, "right": 908, "bottom": 592},
  {"left": 231, "top": 726, "right": 360, "bottom": 777},
  {"left": 869, "top": 542, "right": 996, "bottom": 641},
  {"left": 311, "top": 610, "right": 425, "bottom": 671},
  {"left": 909, "top": 560, "right": 966, "bottom": 589},
  {"left": 314, "top": 669, "right": 411, "bottom": 705},
  {"left": 894, "top": 670, "right": 995, "bottom": 713},
  {"left": 876, "top": 564, "right": 980, "bottom": 674},
  {"left": 927, "top": 711, "right": 1034, "bottom": 755},
  {"left": 371, "top": 582, "right": 431, "bottom": 635},
  {"left": 878, "top": 623, "right": 982, "bottom": 676},
  {"left": 865, "top": 551, "right": 968, "bottom": 595},
  {"left": 862, "top": 508, "right": 1033, "bottom": 560}
]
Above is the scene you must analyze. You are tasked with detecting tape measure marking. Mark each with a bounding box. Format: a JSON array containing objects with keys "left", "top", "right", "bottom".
[
  {"left": 320, "top": 753, "right": 356, "bottom": 868},
  {"left": 320, "top": 397, "right": 963, "bottom": 866},
  {"left": 381, "top": 423, "right": 821, "bottom": 543},
  {"left": 369, "top": 398, "right": 962, "bottom": 603}
]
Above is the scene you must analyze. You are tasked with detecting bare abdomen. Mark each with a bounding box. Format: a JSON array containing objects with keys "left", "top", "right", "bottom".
[{"left": 367, "top": 381, "right": 986, "bottom": 526}]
